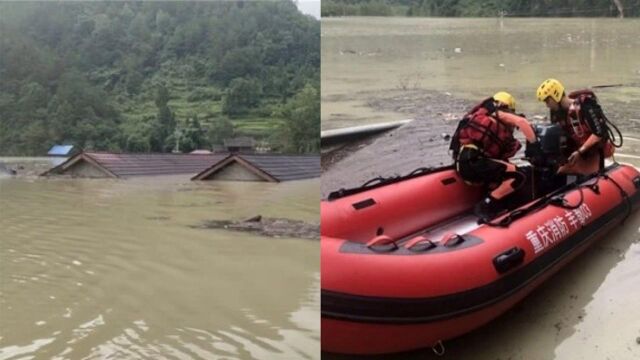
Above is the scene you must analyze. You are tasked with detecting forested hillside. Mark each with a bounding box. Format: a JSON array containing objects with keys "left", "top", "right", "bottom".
[
  {"left": 322, "top": 0, "right": 640, "bottom": 17},
  {"left": 0, "top": 1, "right": 319, "bottom": 155}
]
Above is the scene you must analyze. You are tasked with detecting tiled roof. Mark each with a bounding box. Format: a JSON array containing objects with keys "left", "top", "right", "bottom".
[
  {"left": 192, "top": 154, "right": 319, "bottom": 182},
  {"left": 239, "top": 154, "right": 320, "bottom": 181},
  {"left": 42, "top": 152, "right": 230, "bottom": 178}
]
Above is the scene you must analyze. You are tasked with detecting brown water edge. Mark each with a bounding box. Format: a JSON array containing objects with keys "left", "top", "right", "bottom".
[{"left": 323, "top": 212, "right": 640, "bottom": 360}]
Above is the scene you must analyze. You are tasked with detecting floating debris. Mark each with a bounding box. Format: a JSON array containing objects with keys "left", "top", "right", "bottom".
[
  {"left": 0, "top": 162, "right": 16, "bottom": 176},
  {"left": 193, "top": 215, "right": 319, "bottom": 240},
  {"left": 146, "top": 216, "right": 171, "bottom": 221}
]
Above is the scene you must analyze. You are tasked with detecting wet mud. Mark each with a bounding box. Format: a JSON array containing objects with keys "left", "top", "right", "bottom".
[
  {"left": 322, "top": 89, "right": 475, "bottom": 198},
  {"left": 194, "top": 215, "right": 320, "bottom": 240}
]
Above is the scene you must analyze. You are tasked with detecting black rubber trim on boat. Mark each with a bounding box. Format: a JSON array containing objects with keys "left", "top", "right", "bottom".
[
  {"left": 493, "top": 247, "right": 525, "bottom": 274},
  {"left": 322, "top": 189, "right": 640, "bottom": 324},
  {"left": 353, "top": 198, "right": 376, "bottom": 210},
  {"left": 327, "top": 165, "right": 456, "bottom": 201},
  {"left": 441, "top": 177, "right": 457, "bottom": 185}
]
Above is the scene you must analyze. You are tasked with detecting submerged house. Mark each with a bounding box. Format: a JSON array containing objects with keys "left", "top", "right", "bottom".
[
  {"left": 192, "top": 154, "right": 320, "bottom": 182},
  {"left": 223, "top": 137, "right": 256, "bottom": 153},
  {"left": 41, "top": 151, "right": 319, "bottom": 182},
  {"left": 42, "top": 152, "right": 228, "bottom": 178}
]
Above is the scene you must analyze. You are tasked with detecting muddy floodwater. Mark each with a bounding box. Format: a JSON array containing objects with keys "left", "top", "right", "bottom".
[
  {"left": 322, "top": 17, "right": 640, "bottom": 130},
  {"left": 0, "top": 171, "right": 319, "bottom": 359},
  {"left": 322, "top": 17, "right": 640, "bottom": 359}
]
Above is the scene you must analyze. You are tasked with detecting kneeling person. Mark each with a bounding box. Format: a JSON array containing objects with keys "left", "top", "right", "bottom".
[{"left": 451, "top": 92, "right": 537, "bottom": 220}]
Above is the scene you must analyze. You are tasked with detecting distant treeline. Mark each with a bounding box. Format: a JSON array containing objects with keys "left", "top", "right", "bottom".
[
  {"left": 0, "top": 1, "right": 319, "bottom": 156},
  {"left": 322, "top": 0, "right": 640, "bottom": 17}
]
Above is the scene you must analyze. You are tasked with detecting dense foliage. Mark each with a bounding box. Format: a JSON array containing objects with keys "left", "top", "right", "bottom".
[
  {"left": 0, "top": 1, "right": 320, "bottom": 155},
  {"left": 322, "top": 0, "right": 640, "bottom": 17}
]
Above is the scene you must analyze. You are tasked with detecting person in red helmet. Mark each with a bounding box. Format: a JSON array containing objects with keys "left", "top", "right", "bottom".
[
  {"left": 536, "top": 78, "right": 619, "bottom": 175},
  {"left": 450, "top": 92, "right": 538, "bottom": 221}
]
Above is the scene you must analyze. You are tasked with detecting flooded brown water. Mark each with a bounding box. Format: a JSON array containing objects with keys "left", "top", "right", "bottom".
[
  {"left": 322, "top": 17, "right": 640, "bottom": 130},
  {"left": 322, "top": 17, "right": 640, "bottom": 359},
  {"left": 0, "top": 171, "right": 319, "bottom": 359}
]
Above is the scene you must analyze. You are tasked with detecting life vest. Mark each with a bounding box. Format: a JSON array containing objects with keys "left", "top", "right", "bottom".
[
  {"left": 451, "top": 100, "right": 521, "bottom": 160},
  {"left": 560, "top": 90, "right": 613, "bottom": 157}
]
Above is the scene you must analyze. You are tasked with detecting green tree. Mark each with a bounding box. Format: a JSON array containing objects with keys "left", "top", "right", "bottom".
[
  {"left": 222, "top": 77, "right": 262, "bottom": 116},
  {"left": 0, "top": 1, "right": 320, "bottom": 155},
  {"left": 214, "top": 47, "right": 262, "bottom": 85},
  {"left": 149, "top": 85, "right": 176, "bottom": 152},
  {"left": 207, "top": 117, "right": 235, "bottom": 146},
  {"left": 179, "top": 115, "right": 207, "bottom": 152},
  {"left": 273, "top": 84, "right": 319, "bottom": 154}
]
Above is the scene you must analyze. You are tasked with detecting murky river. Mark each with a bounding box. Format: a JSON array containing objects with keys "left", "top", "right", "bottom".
[
  {"left": 322, "top": 17, "right": 640, "bottom": 129},
  {"left": 0, "top": 167, "right": 319, "bottom": 359},
  {"left": 322, "top": 17, "right": 640, "bottom": 359}
]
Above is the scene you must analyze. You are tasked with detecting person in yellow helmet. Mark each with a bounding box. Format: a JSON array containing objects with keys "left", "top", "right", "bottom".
[
  {"left": 536, "top": 78, "right": 616, "bottom": 175},
  {"left": 450, "top": 92, "right": 537, "bottom": 221}
]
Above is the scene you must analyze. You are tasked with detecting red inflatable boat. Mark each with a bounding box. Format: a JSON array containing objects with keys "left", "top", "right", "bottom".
[{"left": 321, "top": 161, "right": 640, "bottom": 354}]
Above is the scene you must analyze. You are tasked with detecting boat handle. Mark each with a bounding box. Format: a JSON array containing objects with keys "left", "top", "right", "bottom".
[
  {"left": 405, "top": 236, "right": 437, "bottom": 252},
  {"left": 493, "top": 247, "right": 525, "bottom": 274},
  {"left": 442, "top": 233, "right": 465, "bottom": 247},
  {"left": 366, "top": 235, "right": 398, "bottom": 252}
]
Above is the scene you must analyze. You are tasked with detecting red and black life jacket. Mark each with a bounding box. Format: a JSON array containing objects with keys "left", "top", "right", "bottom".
[
  {"left": 450, "top": 100, "right": 521, "bottom": 160},
  {"left": 558, "top": 89, "right": 614, "bottom": 157}
]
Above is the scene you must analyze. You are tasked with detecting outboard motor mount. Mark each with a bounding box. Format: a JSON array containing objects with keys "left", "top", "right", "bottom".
[
  {"left": 522, "top": 124, "right": 569, "bottom": 198},
  {"left": 525, "top": 124, "right": 569, "bottom": 169}
]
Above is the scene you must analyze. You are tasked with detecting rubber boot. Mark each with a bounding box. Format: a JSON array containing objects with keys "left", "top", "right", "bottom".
[{"left": 474, "top": 196, "right": 504, "bottom": 222}]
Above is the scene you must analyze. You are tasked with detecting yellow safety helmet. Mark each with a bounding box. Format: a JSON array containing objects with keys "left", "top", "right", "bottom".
[
  {"left": 493, "top": 91, "right": 516, "bottom": 111},
  {"left": 536, "top": 78, "right": 565, "bottom": 102}
]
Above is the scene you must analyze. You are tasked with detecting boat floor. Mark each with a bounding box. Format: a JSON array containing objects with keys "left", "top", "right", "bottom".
[{"left": 398, "top": 213, "right": 481, "bottom": 245}]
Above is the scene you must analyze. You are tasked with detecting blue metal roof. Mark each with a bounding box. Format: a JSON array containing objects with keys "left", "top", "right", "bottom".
[{"left": 48, "top": 145, "right": 75, "bottom": 156}]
